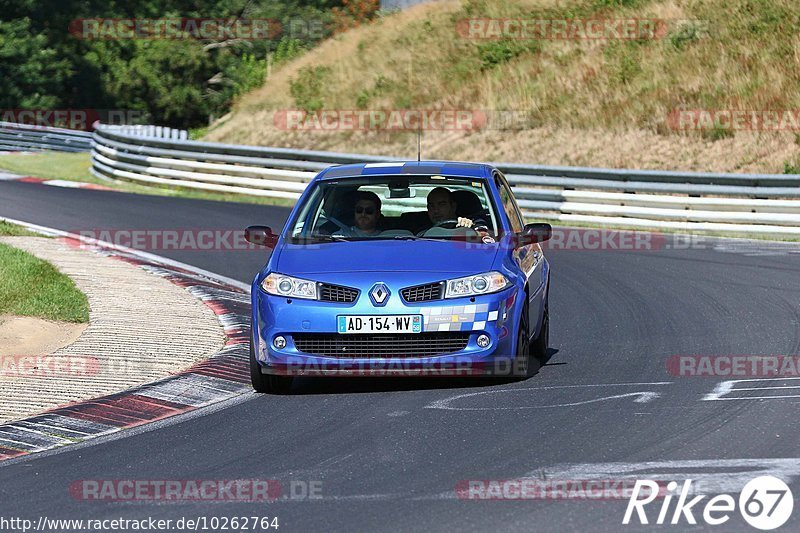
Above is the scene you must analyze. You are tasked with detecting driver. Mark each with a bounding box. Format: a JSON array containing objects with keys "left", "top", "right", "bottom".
[
  {"left": 425, "top": 187, "right": 474, "bottom": 229},
  {"left": 418, "top": 187, "right": 492, "bottom": 242}
]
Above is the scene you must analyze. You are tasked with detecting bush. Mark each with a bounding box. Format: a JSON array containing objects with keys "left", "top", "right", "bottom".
[
  {"left": 274, "top": 38, "right": 307, "bottom": 65},
  {"left": 668, "top": 20, "right": 708, "bottom": 50},
  {"left": 290, "top": 66, "right": 331, "bottom": 113},
  {"left": 355, "top": 89, "right": 371, "bottom": 109},
  {"left": 592, "top": 0, "right": 647, "bottom": 8},
  {"left": 477, "top": 39, "right": 540, "bottom": 70},
  {"left": 231, "top": 53, "right": 267, "bottom": 95},
  {"left": 703, "top": 123, "right": 735, "bottom": 141},
  {"left": 331, "top": 0, "right": 380, "bottom": 34}
]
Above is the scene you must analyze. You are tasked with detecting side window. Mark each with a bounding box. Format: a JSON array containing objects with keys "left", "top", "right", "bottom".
[
  {"left": 290, "top": 186, "right": 324, "bottom": 237},
  {"left": 494, "top": 172, "right": 524, "bottom": 233}
]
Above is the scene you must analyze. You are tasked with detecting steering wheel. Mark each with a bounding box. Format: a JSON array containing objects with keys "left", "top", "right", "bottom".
[
  {"left": 432, "top": 219, "right": 460, "bottom": 229},
  {"left": 420, "top": 219, "right": 481, "bottom": 239},
  {"left": 325, "top": 215, "right": 350, "bottom": 233}
]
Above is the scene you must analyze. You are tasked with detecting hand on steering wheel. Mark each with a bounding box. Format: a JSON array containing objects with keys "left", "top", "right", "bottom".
[{"left": 433, "top": 217, "right": 474, "bottom": 229}]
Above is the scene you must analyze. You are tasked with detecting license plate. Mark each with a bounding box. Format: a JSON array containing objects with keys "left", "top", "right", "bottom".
[{"left": 337, "top": 315, "right": 422, "bottom": 334}]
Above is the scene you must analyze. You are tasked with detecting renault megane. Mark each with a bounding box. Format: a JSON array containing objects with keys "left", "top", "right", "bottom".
[{"left": 245, "top": 161, "right": 552, "bottom": 393}]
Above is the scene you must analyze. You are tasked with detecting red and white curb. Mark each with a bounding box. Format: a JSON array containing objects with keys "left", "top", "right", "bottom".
[
  {"left": 0, "top": 218, "right": 252, "bottom": 462},
  {"left": 0, "top": 172, "right": 114, "bottom": 191}
]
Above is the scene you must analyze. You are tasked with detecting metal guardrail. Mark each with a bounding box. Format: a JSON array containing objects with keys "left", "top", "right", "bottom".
[
  {"left": 0, "top": 121, "right": 93, "bottom": 153},
  {"left": 7, "top": 119, "right": 798, "bottom": 235},
  {"left": 89, "top": 124, "right": 800, "bottom": 237}
]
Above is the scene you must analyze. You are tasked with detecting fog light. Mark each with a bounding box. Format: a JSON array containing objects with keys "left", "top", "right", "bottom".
[
  {"left": 477, "top": 334, "right": 490, "bottom": 348},
  {"left": 273, "top": 336, "right": 286, "bottom": 349}
]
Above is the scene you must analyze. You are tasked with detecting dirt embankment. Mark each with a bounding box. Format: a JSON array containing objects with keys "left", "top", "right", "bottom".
[{"left": 205, "top": 0, "right": 800, "bottom": 174}]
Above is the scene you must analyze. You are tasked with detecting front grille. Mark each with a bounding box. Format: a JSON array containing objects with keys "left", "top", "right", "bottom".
[
  {"left": 401, "top": 281, "right": 444, "bottom": 302},
  {"left": 319, "top": 283, "right": 359, "bottom": 303},
  {"left": 293, "top": 333, "right": 470, "bottom": 358}
]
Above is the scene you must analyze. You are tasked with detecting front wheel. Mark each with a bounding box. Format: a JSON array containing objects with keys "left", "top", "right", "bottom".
[
  {"left": 250, "top": 337, "right": 293, "bottom": 394},
  {"left": 505, "top": 300, "right": 531, "bottom": 380},
  {"left": 530, "top": 301, "right": 549, "bottom": 362}
]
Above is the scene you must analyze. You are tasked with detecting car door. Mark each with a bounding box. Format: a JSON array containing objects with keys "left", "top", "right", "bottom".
[{"left": 494, "top": 171, "right": 545, "bottom": 333}]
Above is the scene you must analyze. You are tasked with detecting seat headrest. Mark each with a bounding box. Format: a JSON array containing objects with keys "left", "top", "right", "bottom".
[{"left": 452, "top": 190, "right": 484, "bottom": 217}]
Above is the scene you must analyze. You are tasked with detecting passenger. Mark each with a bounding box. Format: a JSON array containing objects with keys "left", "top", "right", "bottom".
[{"left": 336, "top": 191, "right": 382, "bottom": 237}]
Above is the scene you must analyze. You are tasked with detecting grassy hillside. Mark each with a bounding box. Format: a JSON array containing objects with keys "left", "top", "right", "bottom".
[{"left": 205, "top": 0, "right": 800, "bottom": 173}]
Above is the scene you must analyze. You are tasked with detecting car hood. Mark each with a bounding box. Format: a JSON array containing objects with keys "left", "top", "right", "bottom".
[{"left": 275, "top": 239, "right": 499, "bottom": 274}]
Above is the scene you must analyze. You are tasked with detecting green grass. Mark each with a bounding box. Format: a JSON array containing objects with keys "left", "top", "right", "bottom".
[
  {"left": 189, "top": 126, "right": 210, "bottom": 140},
  {"left": 0, "top": 242, "right": 89, "bottom": 323},
  {"left": 0, "top": 221, "right": 39, "bottom": 237},
  {"left": 0, "top": 152, "right": 99, "bottom": 183},
  {"left": 0, "top": 152, "right": 296, "bottom": 207}
]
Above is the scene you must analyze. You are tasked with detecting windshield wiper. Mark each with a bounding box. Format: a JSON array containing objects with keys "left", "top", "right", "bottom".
[
  {"left": 390, "top": 234, "right": 498, "bottom": 244},
  {"left": 290, "top": 234, "right": 351, "bottom": 244},
  {"left": 389, "top": 235, "right": 445, "bottom": 242}
]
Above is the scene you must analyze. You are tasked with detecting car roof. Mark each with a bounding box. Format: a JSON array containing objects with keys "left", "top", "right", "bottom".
[{"left": 315, "top": 161, "right": 495, "bottom": 181}]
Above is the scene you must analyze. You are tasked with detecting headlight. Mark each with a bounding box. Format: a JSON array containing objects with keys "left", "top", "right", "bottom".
[
  {"left": 260, "top": 273, "right": 318, "bottom": 300},
  {"left": 444, "top": 271, "right": 509, "bottom": 299}
]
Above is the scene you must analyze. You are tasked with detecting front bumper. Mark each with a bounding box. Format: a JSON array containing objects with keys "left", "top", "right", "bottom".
[{"left": 252, "top": 285, "right": 525, "bottom": 377}]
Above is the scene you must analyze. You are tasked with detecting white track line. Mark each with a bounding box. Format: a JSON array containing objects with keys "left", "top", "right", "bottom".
[{"left": 0, "top": 215, "right": 250, "bottom": 292}]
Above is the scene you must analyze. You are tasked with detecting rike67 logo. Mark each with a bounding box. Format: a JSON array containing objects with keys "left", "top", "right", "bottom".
[{"left": 624, "top": 476, "right": 793, "bottom": 530}]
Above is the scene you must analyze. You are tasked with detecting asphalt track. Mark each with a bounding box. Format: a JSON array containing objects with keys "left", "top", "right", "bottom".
[{"left": 1, "top": 180, "right": 800, "bottom": 532}]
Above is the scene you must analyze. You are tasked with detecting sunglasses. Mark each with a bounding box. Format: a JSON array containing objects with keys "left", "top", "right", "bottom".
[{"left": 355, "top": 206, "right": 376, "bottom": 215}]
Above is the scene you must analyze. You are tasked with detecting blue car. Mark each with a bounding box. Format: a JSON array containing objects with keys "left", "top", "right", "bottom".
[{"left": 245, "top": 161, "right": 552, "bottom": 393}]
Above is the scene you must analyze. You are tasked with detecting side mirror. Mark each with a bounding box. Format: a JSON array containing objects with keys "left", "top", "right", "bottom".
[
  {"left": 245, "top": 226, "right": 278, "bottom": 248},
  {"left": 515, "top": 223, "right": 552, "bottom": 248}
]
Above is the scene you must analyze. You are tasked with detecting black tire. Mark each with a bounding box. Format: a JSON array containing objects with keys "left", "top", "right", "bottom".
[
  {"left": 510, "top": 300, "right": 531, "bottom": 379},
  {"left": 530, "top": 300, "right": 549, "bottom": 363},
  {"left": 250, "top": 337, "right": 293, "bottom": 394}
]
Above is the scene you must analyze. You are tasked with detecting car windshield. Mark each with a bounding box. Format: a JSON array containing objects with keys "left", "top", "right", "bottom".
[{"left": 285, "top": 175, "right": 500, "bottom": 243}]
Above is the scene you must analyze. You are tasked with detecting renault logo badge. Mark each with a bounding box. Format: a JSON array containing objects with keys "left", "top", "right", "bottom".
[{"left": 369, "top": 283, "right": 390, "bottom": 306}]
